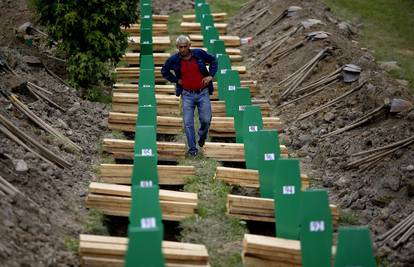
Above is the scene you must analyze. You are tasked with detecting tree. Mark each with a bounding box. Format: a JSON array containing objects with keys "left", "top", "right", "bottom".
[{"left": 30, "top": 0, "right": 138, "bottom": 87}]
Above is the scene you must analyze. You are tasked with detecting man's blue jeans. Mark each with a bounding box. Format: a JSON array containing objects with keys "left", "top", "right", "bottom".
[{"left": 181, "top": 89, "right": 212, "bottom": 154}]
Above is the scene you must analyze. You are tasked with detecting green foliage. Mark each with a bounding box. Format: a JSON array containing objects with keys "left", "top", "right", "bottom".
[
  {"left": 64, "top": 236, "right": 79, "bottom": 254},
  {"left": 30, "top": 0, "right": 138, "bottom": 87},
  {"left": 85, "top": 209, "right": 109, "bottom": 235}
]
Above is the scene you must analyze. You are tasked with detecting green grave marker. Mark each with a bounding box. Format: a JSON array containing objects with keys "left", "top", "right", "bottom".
[
  {"left": 200, "top": 14, "right": 215, "bottom": 36},
  {"left": 300, "top": 189, "right": 333, "bottom": 267},
  {"left": 140, "top": 55, "right": 155, "bottom": 69},
  {"left": 218, "top": 55, "right": 232, "bottom": 71},
  {"left": 125, "top": 186, "right": 165, "bottom": 267},
  {"left": 195, "top": 3, "right": 211, "bottom": 23},
  {"left": 137, "top": 105, "right": 157, "bottom": 128},
  {"left": 140, "top": 28, "right": 153, "bottom": 55},
  {"left": 257, "top": 129, "right": 281, "bottom": 198},
  {"left": 334, "top": 227, "right": 377, "bottom": 267},
  {"left": 233, "top": 88, "right": 252, "bottom": 142},
  {"left": 134, "top": 125, "right": 157, "bottom": 161},
  {"left": 211, "top": 40, "right": 226, "bottom": 58},
  {"left": 216, "top": 69, "right": 240, "bottom": 101},
  {"left": 242, "top": 105, "right": 264, "bottom": 169},
  {"left": 131, "top": 154, "right": 159, "bottom": 187},
  {"left": 139, "top": 71, "right": 156, "bottom": 106},
  {"left": 203, "top": 27, "right": 220, "bottom": 52},
  {"left": 140, "top": 2, "right": 152, "bottom": 16},
  {"left": 274, "top": 159, "right": 302, "bottom": 240}
]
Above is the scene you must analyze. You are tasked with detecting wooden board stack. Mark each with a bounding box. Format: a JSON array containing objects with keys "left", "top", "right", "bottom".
[
  {"left": 102, "top": 139, "right": 186, "bottom": 160},
  {"left": 108, "top": 112, "right": 282, "bottom": 136},
  {"left": 242, "top": 234, "right": 336, "bottom": 267},
  {"left": 121, "top": 23, "right": 168, "bottom": 35},
  {"left": 86, "top": 182, "right": 197, "bottom": 221},
  {"left": 111, "top": 93, "right": 180, "bottom": 115},
  {"left": 203, "top": 142, "right": 288, "bottom": 162},
  {"left": 189, "top": 34, "right": 241, "bottom": 47},
  {"left": 182, "top": 12, "right": 227, "bottom": 22},
  {"left": 121, "top": 52, "right": 170, "bottom": 66},
  {"left": 226, "top": 194, "right": 339, "bottom": 226},
  {"left": 80, "top": 234, "right": 210, "bottom": 266},
  {"left": 180, "top": 22, "right": 227, "bottom": 34},
  {"left": 100, "top": 164, "right": 195, "bottom": 185},
  {"left": 128, "top": 36, "right": 171, "bottom": 51},
  {"left": 214, "top": 166, "right": 309, "bottom": 188}
]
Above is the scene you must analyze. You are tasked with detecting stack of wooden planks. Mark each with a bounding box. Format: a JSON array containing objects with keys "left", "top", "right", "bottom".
[
  {"left": 152, "top": 15, "right": 169, "bottom": 24},
  {"left": 111, "top": 93, "right": 180, "bottom": 115},
  {"left": 121, "top": 52, "right": 170, "bottom": 66},
  {"left": 203, "top": 142, "right": 288, "bottom": 162},
  {"left": 180, "top": 22, "right": 227, "bottom": 34},
  {"left": 182, "top": 12, "right": 227, "bottom": 22},
  {"left": 128, "top": 36, "right": 171, "bottom": 52},
  {"left": 80, "top": 234, "right": 210, "bottom": 266},
  {"left": 108, "top": 112, "right": 282, "bottom": 136},
  {"left": 227, "top": 194, "right": 339, "bottom": 225},
  {"left": 121, "top": 24, "right": 168, "bottom": 35},
  {"left": 100, "top": 164, "right": 195, "bottom": 185},
  {"left": 242, "top": 234, "right": 336, "bottom": 267},
  {"left": 115, "top": 66, "right": 247, "bottom": 82},
  {"left": 189, "top": 34, "right": 241, "bottom": 47},
  {"left": 211, "top": 100, "right": 270, "bottom": 117},
  {"left": 214, "top": 166, "right": 309, "bottom": 189},
  {"left": 102, "top": 139, "right": 186, "bottom": 160},
  {"left": 86, "top": 182, "right": 197, "bottom": 221},
  {"left": 112, "top": 81, "right": 258, "bottom": 99}
]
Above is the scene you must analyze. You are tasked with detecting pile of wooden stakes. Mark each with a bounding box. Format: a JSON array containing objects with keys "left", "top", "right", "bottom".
[{"left": 81, "top": 0, "right": 379, "bottom": 266}]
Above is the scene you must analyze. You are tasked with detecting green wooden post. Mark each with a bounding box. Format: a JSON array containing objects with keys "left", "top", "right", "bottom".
[
  {"left": 233, "top": 88, "right": 252, "bottom": 143},
  {"left": 211, "top": 40, "right": 226, "bottom": 58},
  {"left": 300, "top": 189, "right": 333, "bottom": 267},
  {"left": 334, "top": 227, "right": 377, "bottom": 267},
  {"left": 134, "top": 125, "right": 157, "bottom": 160},
  {"left": 195, "top": 3, "right": 210, "bottom": 23},
  {"left": 216, "top": 69, "right": 240, "bottom": 101},
  {"left": 218, "top": 55, "right": 232, "bottom": 71},
  {"left": 203, "top": 27, "right": 219, "bottom": 51},
  {"left": 139, "top": 69, "right": 156, "bottom": 106},
  {"left": 200, "top": 14, "right": 215, "bottom": 37},
  {"left": 257, "top": 129, "right": 281, "bottom": 198},
  {"left": 140, "top": 55, "right": 155, "bottom": 69},
  {"left": 125, "top": 185, "right": 165, "bottom": 267},
  {"left": 242, "top": 105, "right": 264, "bottom": 169},
  {"left": 131, "top": 155, "right": 159, "bottom": 187},
  {"left": 137, "top": 105, "right": 157, "bottom": 129},
  {"left": 274, "top": 159, "right": 302, "bottom": 240},
  {"left": 140, "top": 28, "right": 153, "bottom": 55}
]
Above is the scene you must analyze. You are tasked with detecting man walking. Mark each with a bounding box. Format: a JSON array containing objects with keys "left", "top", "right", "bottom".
[{"left": 161, "top": 35, "right": 218, "bottom": 156}]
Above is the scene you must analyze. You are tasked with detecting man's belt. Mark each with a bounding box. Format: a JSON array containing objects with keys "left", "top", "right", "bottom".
[{"left": 183, "top": 87, "right": 207, "bottom": 94}]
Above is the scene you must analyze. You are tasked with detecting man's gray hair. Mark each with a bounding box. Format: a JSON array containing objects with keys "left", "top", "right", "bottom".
[{"left": 176, "top": 35, "right": 191, "bottom": 45}]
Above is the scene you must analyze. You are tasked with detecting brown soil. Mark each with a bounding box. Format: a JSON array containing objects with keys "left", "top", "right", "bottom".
[{"left": 229, "top": 0, "right": 414, "bottom": 266}]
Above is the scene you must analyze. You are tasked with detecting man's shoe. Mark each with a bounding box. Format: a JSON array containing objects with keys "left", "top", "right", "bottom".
[
  {"left": 188, "top": 151, "right": 198, "bottom": 157},
  {"left": 198, "top": 139, "right": 205, "bottom": 148}
]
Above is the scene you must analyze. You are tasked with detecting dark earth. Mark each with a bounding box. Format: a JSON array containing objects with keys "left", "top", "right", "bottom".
[{"left": 0, "top": 0, "right": 413, "bottom": 266}]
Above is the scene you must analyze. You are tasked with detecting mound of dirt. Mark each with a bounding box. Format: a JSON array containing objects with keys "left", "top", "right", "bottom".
[
  {"left": 0, "top": 1, "right": 110, "bottom": 266},
  {"left": 229, "top": 0, "right": 414, "bottom": 265}
]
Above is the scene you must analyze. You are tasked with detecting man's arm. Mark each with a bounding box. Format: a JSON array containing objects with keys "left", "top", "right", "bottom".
[
  {"left": 161, "top": 57, "right": 179, "bottom": 83},
  {"left": 205, "top": 52, "right": 218, "bottom": 78}
]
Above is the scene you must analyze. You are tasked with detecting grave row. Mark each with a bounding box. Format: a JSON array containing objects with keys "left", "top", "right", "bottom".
[{"left": 193, "top": 1, "right": 377, "bottom": 266}]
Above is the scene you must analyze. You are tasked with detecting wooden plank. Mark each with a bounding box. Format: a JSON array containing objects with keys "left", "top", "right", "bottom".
[
  {"left": 121, "top": 52, "right": 170, "bottom": 65},
  {"left": 128, "top": 36, "right": 171, "bottom": 52},
  {"left": 112, "top": 81, "right": 258, "bottom": 99},
  {"left": 227, "top": 194, "right": 339, "bottom": 225},
  {"left": 189, "top": 34, "right": 240, "bottom": 47},
  {"left": 121, "top": 23, "right": 168, "bottom": 35},
  {"left": 182, "top": 12, "right": 227, "bottom": 22},
  {"left": 103, "top": 139, "right": 186, "bottom": 160},
  {"left": 181, "top": 22, "right": 227, "bottom": 34},
  {"left": 203, "top": 142, "right": 288, "bottom": 162},
  {"left": 152, "top": 15, "right": 169, "bottom": 23},
  {"left": 215, "top": 166, "right": 309, "bottom": 189}
]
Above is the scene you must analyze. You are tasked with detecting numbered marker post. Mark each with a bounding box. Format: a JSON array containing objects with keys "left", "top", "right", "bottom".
[
  {"left": 134, "top": 125, "right": 157, "bottom": 162},
  {"left": 140, "top": 2, "right": 152, "bottom": 16},
  {"left": 211, "top": 39, "right": 226, "bottom": 58},
  {"left": 203, "top": 27, "right": 219, "bottom": 51},
  {"left": 129, "top": 186, "right": 162, "bottom": 228},
  {"left": 140, "top": 55, "right": 154, "bottom": 70},
  {"left": 300, "top": 189, "right": 333, "bottom": 267},
  {"left": 195, "top": 3, "right": 211, "bottom": 23},
  {"left": 334, "top": 227, "right": 376, "bottom": 267},
  {"left": 141, "top": 15, "right": 153, "bottom": 30},
  {"left": 257, "top": 129, "right": 281, "bottom": 198},
  {"left": 137, "top": 105, "right": 157, "bottom": 129},
  {"left": 131, "top": 155, "right": 158, "bottom": 186},
  {"left": 233, "top": 88, "right": 252, "bottom": 143},
  {"left": 140, "top": 27, "right": 153, "bottom": 55},
  {"left": 216, "top": 69, "right": 240, "bottom": 101},
  {"left": 139, "top": 70, "right": 156, "bottom": 106},
  {"left": 274, "top": 159, "right": 302, "bottom": 240},
  {"left": 218, "top": 55, "right": 232, "bottom": 71},
  {"left": 200, "top": 14, "right": 215, "bottom": 36},
  {"left": 242, "top": 106, "right": 264, "bottom": 169}
]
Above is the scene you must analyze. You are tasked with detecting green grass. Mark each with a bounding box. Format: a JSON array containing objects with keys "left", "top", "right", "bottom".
[
  {"left": 85, "top": 209, "right": 109, "bottom": 235},
  {"left": 64, "top": 236, "right": 79, "bottom": 254},
  {"left": 323, "top": 0, "right": 414, "bottom": 93},
  {"left": 338, "top": 209, "right": 360, "bottom": 225}
]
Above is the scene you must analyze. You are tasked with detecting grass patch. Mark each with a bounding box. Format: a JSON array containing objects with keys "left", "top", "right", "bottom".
[
  {"left": 64, "top": 236, "right": 79, "bottom": 254},
  {"left": 339, "top": 209, "right": 360, "bottom": 225},
  {"left": 83, "top": 86, "right": 112, "bottom": 104},
  {"left": 323, "top": 0, "right": 414, "bottom": 93},
  {"left": 85, "top": 209, "right": 109, "bottom": 235},
  {"left": 178, "top": 156, "right": 247, "bottom": 267}
]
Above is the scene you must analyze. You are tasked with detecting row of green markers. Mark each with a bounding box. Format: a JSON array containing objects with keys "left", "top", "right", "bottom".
[
  {"left": 195, "top": 0, "right": 377, "bottom": 266},
  {"left": 123, "top": 0, "right": 165, "bottom": 266}
]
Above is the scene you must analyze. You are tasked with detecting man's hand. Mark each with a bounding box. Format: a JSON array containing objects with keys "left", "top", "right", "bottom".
[
  {"left": 177, "top": 79, "right": 182, "bottom": 85},
  {"left": 202, "top": 76, "right": 213, "bottom": 86}
]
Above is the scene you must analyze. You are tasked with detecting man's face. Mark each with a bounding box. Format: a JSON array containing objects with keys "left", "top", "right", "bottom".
[{"left": 177, "top": 42, "right": 190, "bottom": 57}]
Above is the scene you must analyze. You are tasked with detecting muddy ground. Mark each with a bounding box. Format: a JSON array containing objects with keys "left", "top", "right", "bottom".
[
  {"left": 229, "top": 0, "right": 414, "bottom": 265},
  {"left": 0, "top": 0, "right": 413, "bottom": 266}
]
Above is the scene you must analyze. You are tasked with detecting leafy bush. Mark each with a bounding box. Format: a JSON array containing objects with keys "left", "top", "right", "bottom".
[{"left": 30, "top": 0, "right": 138, "bottom": 87}]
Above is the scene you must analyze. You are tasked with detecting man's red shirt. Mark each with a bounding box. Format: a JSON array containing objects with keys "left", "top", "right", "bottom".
[{"left": 181, "top": 57, "right": 205, "bottom": 90}]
